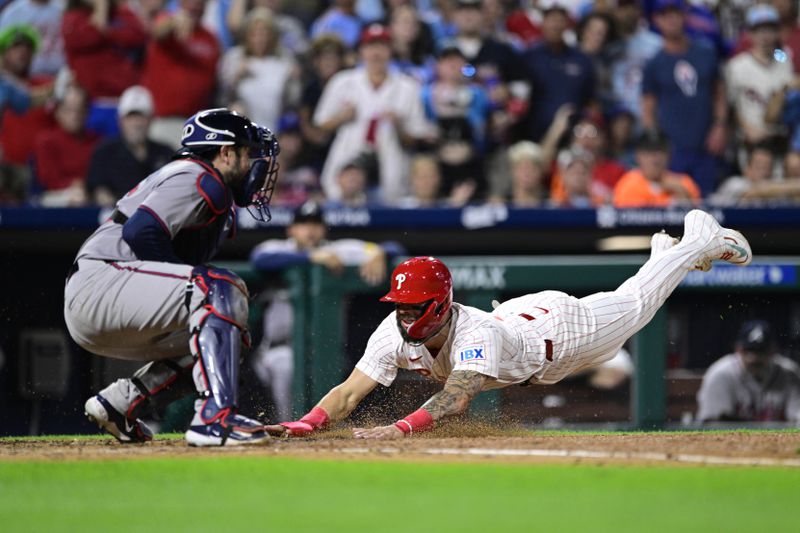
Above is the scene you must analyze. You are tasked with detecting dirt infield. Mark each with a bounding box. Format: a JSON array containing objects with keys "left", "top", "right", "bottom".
[{"left": 2, "top": 430, "right": 799, "bottom": 467}]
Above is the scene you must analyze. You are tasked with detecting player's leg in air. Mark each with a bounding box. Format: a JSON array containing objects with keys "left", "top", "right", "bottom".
[{"left": 546, "top": 209, "right": 751, "bottom": 382}]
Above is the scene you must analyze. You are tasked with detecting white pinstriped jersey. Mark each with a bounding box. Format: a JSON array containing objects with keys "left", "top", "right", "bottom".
[{"left": 355, "top": 302, "right": 553, "bottom": 390}]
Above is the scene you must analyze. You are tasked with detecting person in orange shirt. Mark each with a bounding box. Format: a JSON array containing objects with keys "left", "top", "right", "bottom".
[{"left": 613, "top": 130, "right": 701, "bottom": 208}]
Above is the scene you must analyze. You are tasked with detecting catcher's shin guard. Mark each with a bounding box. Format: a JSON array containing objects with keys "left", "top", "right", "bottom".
[{"left": 189, "top": 266, "right": 250, "bottom": 421}]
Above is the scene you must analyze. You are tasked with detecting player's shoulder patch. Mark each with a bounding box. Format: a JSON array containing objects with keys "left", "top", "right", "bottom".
[
  {"left": 458, "top": 345, "right": 486, "bottom": 362},
  {"left": 196, "top": 170, "right": 230, "bottom": 215}
]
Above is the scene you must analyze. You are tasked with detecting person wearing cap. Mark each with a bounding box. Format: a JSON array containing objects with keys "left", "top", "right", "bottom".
[
  {"left": 0, "top": 24, "right": 50, "bottom": 111},
  {"left": 309, "top": 0, "right": 362, "bottom": 49},
  {"left": 0, "top": 0, "right": 66, "bottom": 77},
  {"left": 726, "top": 3, "right": 794, "bottom": 154},
  {"left": 314, "top": 23, "right": 431, "bottom": 204},
  {"left": 641, "top": 0, "right": 728, "bottom": 196},
  {"left": 697, "top": 320, "right": 800, "bottom": 424},
  {"left": 0, "top": 24, "right": 54, "bottom": 204},
  {"left": 85, "top": 85, "right": 173, "bottom": 207},
  {"left": 249, "top": 200, "right": 402, "bottom": 420},
  {"left": 612, "top": 129, "right": 700, "bottom": 207},
  {"left": 521, "top": 2, "right": 596, "bottom": 143}
]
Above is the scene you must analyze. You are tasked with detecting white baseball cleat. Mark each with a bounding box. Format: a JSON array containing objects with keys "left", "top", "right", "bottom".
[
  {"left": 683, "top": 210, "right": 752, "bottom": 267},
  {"left": 650, "top": 230, "right": 711, "bottom": 271},
  {"left": 85, "top": 394, "right": 154, "bottom": 443}
]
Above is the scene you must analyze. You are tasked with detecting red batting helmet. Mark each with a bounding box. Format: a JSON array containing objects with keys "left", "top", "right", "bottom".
[{"left": 380, "top": 257, "right": 453, "bottom": 344}]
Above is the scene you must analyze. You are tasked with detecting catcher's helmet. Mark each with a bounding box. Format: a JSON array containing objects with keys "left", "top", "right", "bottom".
[
  {"left": 180, "top": 108, "right": 280, "bottom": 221},
  {"left": 380, "top": 256, "right": 453, "bottom": 344}
]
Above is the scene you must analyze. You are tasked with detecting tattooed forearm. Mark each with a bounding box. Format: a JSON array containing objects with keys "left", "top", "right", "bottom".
[{"left": 422, "top": 370, "right": 487, "bottom": 420}]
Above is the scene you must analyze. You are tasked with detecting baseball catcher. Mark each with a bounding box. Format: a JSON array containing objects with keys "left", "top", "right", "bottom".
[
  {"left": 65, "top": 108, "right": 280, "bottom": 446},
  {"left": 268, "top": 209, "right": 752, "bottom": 439}
]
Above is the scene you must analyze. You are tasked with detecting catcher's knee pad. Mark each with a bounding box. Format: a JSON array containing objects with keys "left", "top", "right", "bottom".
[
  {"left": 188, "top": 266, "right": 250, "bottom": 420},
  {"left": 189, "top": 266, "right": 249, "bottom": 330}
]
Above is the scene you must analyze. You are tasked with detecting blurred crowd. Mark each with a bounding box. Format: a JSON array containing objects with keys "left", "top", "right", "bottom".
[{"left": 3, "top": 0, "right": 800, "bottom": 209}]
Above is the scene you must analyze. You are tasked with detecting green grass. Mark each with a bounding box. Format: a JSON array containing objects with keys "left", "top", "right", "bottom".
[{"left": 1, "top": 455, "right": 799, "bottom": 533}]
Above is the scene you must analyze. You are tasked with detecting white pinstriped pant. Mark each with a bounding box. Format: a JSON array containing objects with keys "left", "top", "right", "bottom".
[{"left": 514, "top": 229, "right": 722, "bottom": 385}]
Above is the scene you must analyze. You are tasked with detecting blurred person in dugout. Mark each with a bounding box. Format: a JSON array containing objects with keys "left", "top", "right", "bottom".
[
  {"left": 697, "top": 320, "right": 800, "bottom": 425},
  {"left": 248, "top": 200, "right": 403, "bottom": 419},
  {"left": 85, "top": 85, "right": 173, "bottom": 207}
]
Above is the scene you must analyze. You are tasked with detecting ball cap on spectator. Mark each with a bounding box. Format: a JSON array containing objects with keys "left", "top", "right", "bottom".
[
  {"left": 538, "top": 0, "right": 570, "bottom": 15},
  {"left": 360, "top": 24, "right": 391, "bottom": 45},
  {"left": 636, "top": 129, "right": 671, "bottom": 151},
  {"left": 118, "top": 85, "right": 154, "bottom": 117},
  {"left": 737, "top": 320, "right": 775, "bottom": 354},
  {"left": 292, "top": 200, "right": 324, "bottom": 224},
  {"left": 653, "top": 0, "right": 686, "bottom": 13},
  {"left": 746, "top": 4, "right": 780, "bottom": 29},
  {"left": 0, "top": 24, "right": 40, "bottom": 53}
]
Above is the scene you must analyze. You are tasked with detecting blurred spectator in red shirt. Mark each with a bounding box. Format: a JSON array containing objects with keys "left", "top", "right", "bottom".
[
  {"left": 0, "top": 25, "right": 54, "bottom": 204},
  {"left": 62, "top": 0, "right": 148, "bottom": 137},
  {"left": 141, "top": 0, "right": 220, "bottom": 148},
  {"left": 33, "top": 84, "right": 99, "bottom": 206},
  {"left": 62, "top": 0, "right": 148, "bottom": 99}
]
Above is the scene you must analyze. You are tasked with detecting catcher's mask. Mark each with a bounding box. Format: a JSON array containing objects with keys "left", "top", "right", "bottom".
[
  {"left": 380, "top": 256, "right": 453, "bottom": 345},
  {"left": 179, "top": 108, "right": 281, "bottom": 222}
]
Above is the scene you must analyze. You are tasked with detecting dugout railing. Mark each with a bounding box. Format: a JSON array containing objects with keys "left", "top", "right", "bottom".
[{"left": 222, "top": 256, "right": 800, "bottom": 430}]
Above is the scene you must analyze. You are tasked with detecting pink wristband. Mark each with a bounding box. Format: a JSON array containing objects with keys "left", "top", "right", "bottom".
[
  {"left": 394, "top": 408, "right": 434, "bottom": 436},
  {"left": 299, "top": 406, "right": 329, "bottom": 430}
]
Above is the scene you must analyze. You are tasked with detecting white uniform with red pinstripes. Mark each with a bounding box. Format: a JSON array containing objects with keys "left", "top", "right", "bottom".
[{"left": 357, "top": 216, "right": 726, "bottom": 389}]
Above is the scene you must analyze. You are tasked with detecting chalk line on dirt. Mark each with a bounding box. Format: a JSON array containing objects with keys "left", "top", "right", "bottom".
[{"left": 335, "top": 446, "right": 800, "bottom": 467}]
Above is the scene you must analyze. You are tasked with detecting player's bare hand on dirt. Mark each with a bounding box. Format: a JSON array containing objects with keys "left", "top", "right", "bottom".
[{"left": 352, "top": 425, "right": 405, "bottom": 440}]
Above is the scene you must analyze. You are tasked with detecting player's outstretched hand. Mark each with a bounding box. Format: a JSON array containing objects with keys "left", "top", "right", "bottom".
[{"left": 352, "top": 425, "right": 404, "bottom": 440}]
